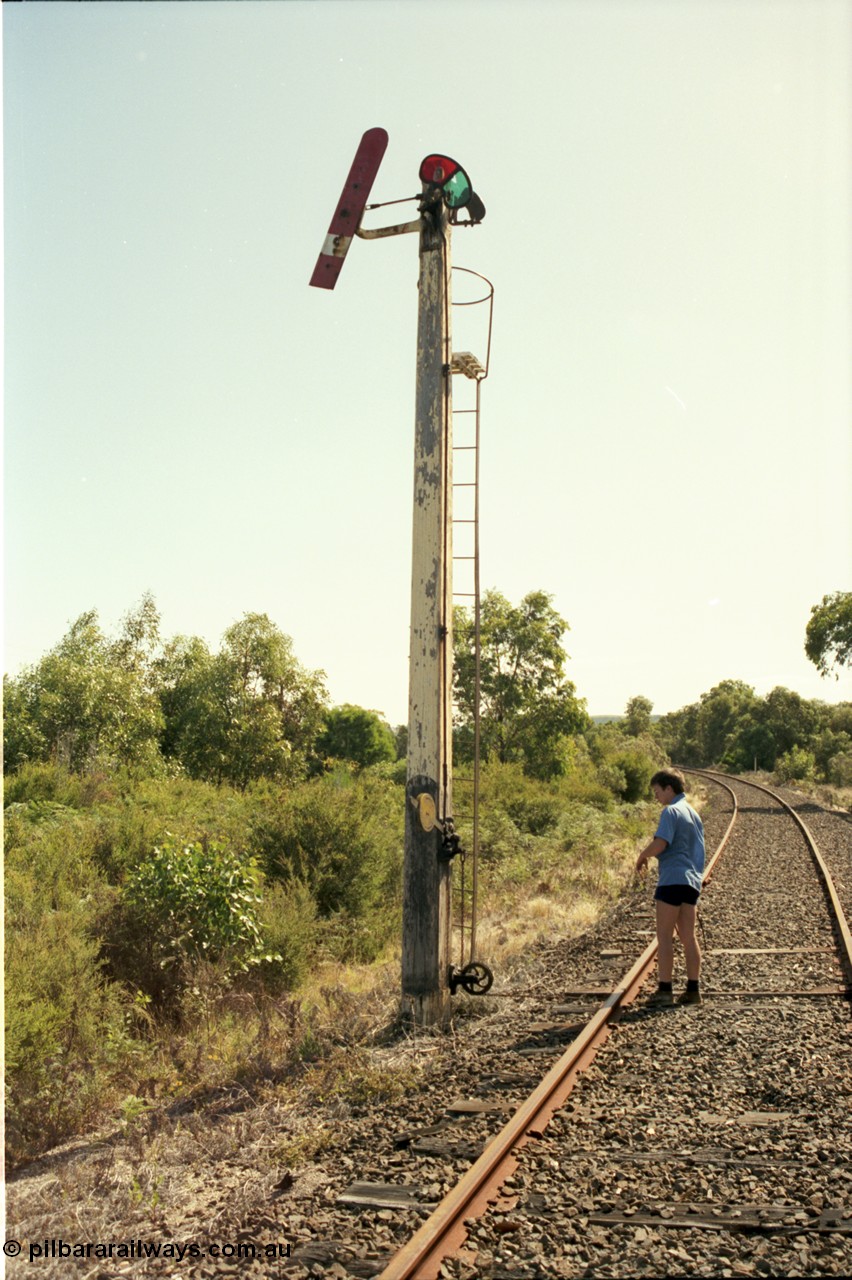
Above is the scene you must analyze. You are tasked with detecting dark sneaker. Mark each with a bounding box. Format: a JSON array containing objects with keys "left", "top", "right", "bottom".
[
  {"left": 646, "top": 988, "right": 674, "bottom": 1008},
  {"left": 677, "top": 988, "right": 702, "bottom": 1005}
]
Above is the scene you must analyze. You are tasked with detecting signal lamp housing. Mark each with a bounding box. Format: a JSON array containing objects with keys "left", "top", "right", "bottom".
[{"left": 419, "top": 153, "right": 485, "bottom": 223}]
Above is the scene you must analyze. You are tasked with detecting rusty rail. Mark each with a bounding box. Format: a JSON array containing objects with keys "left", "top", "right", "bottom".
[
  {"left": 381, "top": 771, "right": 851, "bottom": 1278},
  {"left": 379, "top": 777, "right": 739, "bottom": 1279},
  {"left": 690, "top": 768, "right": 852, "bottom": 986}
]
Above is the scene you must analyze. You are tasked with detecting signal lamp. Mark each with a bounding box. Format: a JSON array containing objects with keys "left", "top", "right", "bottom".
[{"left": 419, "top": 153, "right": 473, "bottom": 209}]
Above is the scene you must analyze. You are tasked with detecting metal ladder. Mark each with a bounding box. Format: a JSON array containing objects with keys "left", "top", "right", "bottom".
[{"left": 448, "top": 270, "right": 493, "bottom": 985}]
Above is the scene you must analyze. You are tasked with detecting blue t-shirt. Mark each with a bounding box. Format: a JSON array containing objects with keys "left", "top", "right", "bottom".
[{"left": 654, "top": 793, "right": 705, "bottom": 893}]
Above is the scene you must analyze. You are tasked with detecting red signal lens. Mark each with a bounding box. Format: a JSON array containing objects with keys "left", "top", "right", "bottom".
[{"left": 419, "top": 154, "right": 461, "bottom": 185}]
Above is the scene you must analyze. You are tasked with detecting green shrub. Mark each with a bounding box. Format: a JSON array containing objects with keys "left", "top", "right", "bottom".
[
  {"left": 124, "top": 837, "right": 274, "bottom": 992},
  {"left": 249, "top": 773, "right": 403, "bottom": 959},
  {"left": 1, "top": 761, "right": 114, "bottom": 809},
  {"left": 489, "top": 764, "right": 562, "bottom": 835},
  {"left": 776, "top": 746, "right": 817, "bottom": 783},
  {"left": 557, "top": 772, "right": 614, "bottom": 811},
  {"left": 4, "top": 808, "right": 132, "bottom": 1161},
  {"left": 558, "top": 800, "right": 609, "bottom": 853},
  {"left": 580, "top": 724, "right": 665, "bottom": 804},
  {"left": 88, "top": 773, "right": 258, "bottom": 881},
  {"left": 828, "top": 751, "right": 852, "bottom": 788},
  {"left": 316, "top": 705, "right": 397, "bottom": 768},
  {"left": 369, "top": 758, "right": 408, "bottom": 786},
  {"left": 609, "top": 750, "right": 655, "bottom": 803},
  {"left": 469, "top": 801, "right": 523, "bottom": 866},
  {"left": 256, "top": 880, "right": 318, "bottom": 990}
]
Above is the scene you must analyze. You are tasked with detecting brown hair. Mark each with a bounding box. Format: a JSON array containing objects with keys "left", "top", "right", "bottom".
[{"left": 651, "top": 769, "right": 686, "bottom": 795}]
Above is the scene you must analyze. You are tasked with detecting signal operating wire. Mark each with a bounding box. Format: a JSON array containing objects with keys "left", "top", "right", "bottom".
[{"left": 364, "top": 194, "right": 420, "bottom": 210}]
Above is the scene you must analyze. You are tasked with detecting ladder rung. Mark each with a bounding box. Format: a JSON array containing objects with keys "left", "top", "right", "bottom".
[
  {"left": 453, "top": 556, "right": 475, "bottom": 561},
  {"left": 453, "top": 445, "right": 477, "bottom": 451},
  {"left": 453, "top": 483, "right": 476, "bottom": 487},
  {"left": 454, "top": 592, "right": 477, "bottom": 597},
  {"left": 453, "top": 519, "right": 476, "bottom": 524},
  {"left": 453, "top": 409, "right": 477, "bottom": 414}
]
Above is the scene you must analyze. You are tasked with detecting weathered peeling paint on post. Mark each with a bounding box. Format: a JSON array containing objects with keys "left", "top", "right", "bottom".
[{"left": 402, "top": 191, "right": 454, "bottom": 1027}]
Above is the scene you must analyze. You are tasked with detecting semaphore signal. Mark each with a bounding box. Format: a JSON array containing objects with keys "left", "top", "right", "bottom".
[
  {"left": 309, "top": 127, "right": 389, "bottom": 290},
  {"left": 309, "top": 129, "right": 488, "bottom": 1026}
]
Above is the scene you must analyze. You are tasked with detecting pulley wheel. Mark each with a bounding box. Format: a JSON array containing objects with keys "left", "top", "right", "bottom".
[{"left": 460, "top": 961, "right": 494, "bottom": 995}]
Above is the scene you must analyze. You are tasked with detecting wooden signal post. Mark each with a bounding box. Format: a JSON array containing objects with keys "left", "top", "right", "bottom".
[
  {"left": 402, "top": 188, "right": 454, "bottom": 1026},
  {"left": 310, "top": 136, "right": 484, "bottom": 1026}
]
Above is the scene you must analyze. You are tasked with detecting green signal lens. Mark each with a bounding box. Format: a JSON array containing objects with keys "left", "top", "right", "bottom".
[
  {"left": 442, "top": 170, "right": 472, "bottom": 208},
  {"left": 419, "top": 153, "right": 476, "bottom": 210}
]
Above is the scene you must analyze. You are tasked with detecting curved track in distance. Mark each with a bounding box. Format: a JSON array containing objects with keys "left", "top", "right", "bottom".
[{"left": 381, "top": 771, "right": 852, "bottom": 1280}]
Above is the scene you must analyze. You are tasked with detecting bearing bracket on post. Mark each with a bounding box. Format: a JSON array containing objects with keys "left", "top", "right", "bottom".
[
  {"left": 411, "top": 794, "right": 464, "bottom": 862},
  {"left": 437, "top": 816, "right": 462, "bottom": 863}
]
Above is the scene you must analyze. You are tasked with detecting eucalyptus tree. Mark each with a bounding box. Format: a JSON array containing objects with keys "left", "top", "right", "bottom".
[
  {"left": 156, "top": 613, "right": 328, "bottom": 788},
  {"left": 316, "top": 704, "right": 397, "bottom": 768},
  {"left": 453, "top": 589, "right": 589, "bottom": 780},
  {"left": 3, "top": 605, "right": 164, "bottom": 774},
  {"left": 624, "top": 695, "right": 654, "bottom": 737},
  {"left": 806, "top": 592, "right": 852, "bottom": 679}
]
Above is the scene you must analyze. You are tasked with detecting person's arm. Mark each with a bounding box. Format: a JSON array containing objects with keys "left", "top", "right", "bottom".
[{"left": 635, "top": 837, "right": 667, "bottom": 873}]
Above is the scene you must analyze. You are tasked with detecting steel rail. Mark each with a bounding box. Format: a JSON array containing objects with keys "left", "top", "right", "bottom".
[
  {"left": 378, "top": 778, "right": 739, "bottom": 1280},
  {"left": 688, "top": 768, "right": 852, "bottom": 986}
]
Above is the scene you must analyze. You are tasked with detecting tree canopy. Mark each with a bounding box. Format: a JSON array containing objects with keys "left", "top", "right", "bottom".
[
  {"left": 8, "top": 589, "right": 852, "bottom": 792},
  {"left": 3, "top": 602, "right": 164, "bottom": 774},
  {"left": 5, "top": 600, "right": 328, "bottom": 788},
  {"left": 656, "top": 680, "right": 852, "bottom": 783},
  {"left": 623, "top": 695, "right": 653, "bottom": 737},
  {"left": 316, "top": 704, "right": 397, "bottom": 768},
  {"left": 453, "top": 588, "right": 589, "bottom": 779},
  {"left": 153, "top": 612, "right": 328, "bottom": 788},
  {"left": 805, "top": 592, "right": 852, "bottom": 679}
]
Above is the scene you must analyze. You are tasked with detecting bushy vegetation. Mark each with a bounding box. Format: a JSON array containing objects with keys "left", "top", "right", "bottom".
[
  {"left": 6, "top": 589, "right": 848, "bottom": 1168},
  {"left": 3, "top": 764, "right": 407, "bottom": 1164},
  {"left": 124, "top": 837, "right": 273, "bottom": 984},
  {"left": 656, "top": 679, "right": 852, "bottom": 783},
  {"left": 5, "top": 797, "right": 128, "bottom": 1157},
  {"left": 4, "top": 727, "right": 661, "bottom": 1166},
  {"left": 454, "top": 590, "right": 589, "bottom": 780},
  {"left": 805, "top": 591, "right": 852, "bottom": 679}
]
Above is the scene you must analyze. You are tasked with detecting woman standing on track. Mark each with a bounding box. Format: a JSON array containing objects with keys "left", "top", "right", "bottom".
[{"left": 635, "top": 768, "right": 705, "bottom": 1006}]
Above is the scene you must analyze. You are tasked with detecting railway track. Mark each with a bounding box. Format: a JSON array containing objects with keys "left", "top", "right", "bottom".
[
  {"left": 7, "top": 775, "right": 851, "bottom": 1279},
  {"left": 377, "top": 771, "right": 852, "bottom": 1279}
]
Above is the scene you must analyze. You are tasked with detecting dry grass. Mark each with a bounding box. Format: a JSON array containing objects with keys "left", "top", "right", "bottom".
[
  {"left": 7, "top": 796, "right": 664, "bottom": 1276},
  {"left": 725, "top": 769, "right": 852, "bottom": 813},
  {"left": 453, "top": 831, "right": 641, "bottom": 973},
  {"left": 6, "top": 1004, "right": 441, "bottom": 1277}
]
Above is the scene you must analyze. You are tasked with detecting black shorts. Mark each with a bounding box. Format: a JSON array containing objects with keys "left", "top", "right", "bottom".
[{"left": 654, "top": 884, "right": 700, "bottom": 906}]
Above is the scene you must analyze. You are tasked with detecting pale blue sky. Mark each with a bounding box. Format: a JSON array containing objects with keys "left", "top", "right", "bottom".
[{"left": 4, "top": 0, "right": 851, "bottom": 723}]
